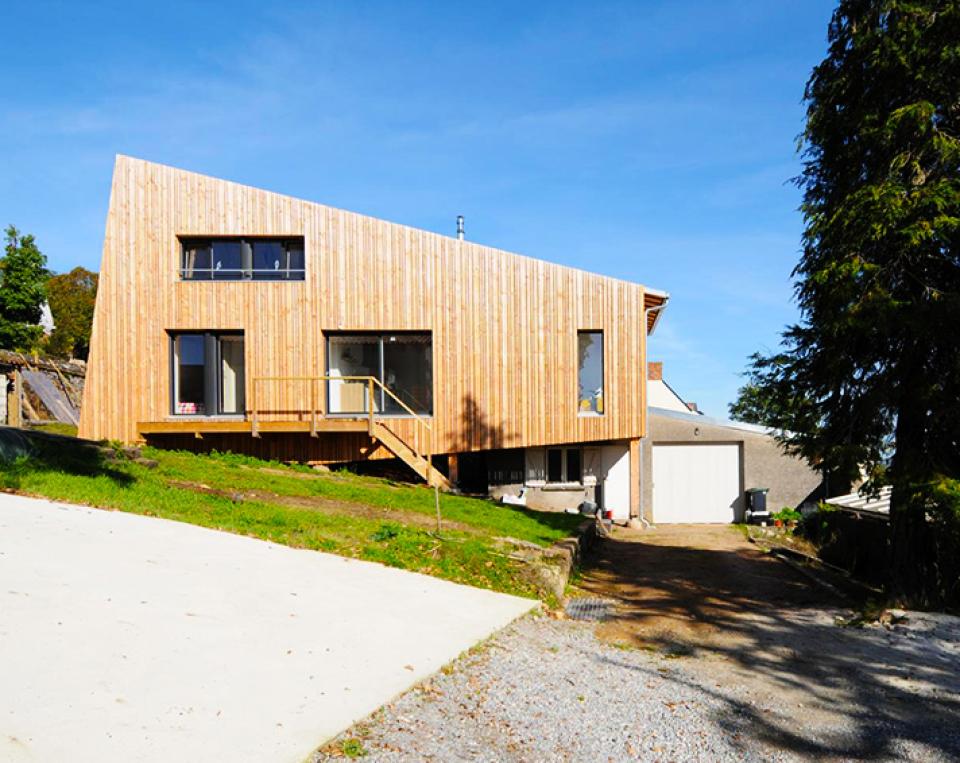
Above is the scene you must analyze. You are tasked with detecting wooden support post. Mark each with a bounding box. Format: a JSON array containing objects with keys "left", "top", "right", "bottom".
[
  {"left": 629, "top": 438, "right": 641, "bottom": 520},
  {"left": 448, "top": 453, "right": 459, "bottom": 488},
  {"left": 367, "top": 378, "right": 375, "bottom": 436},
  {"left": 310, "top": 378, "right": 317, "bottom": 437},
  {"left": 251, "top": 379, "right": 260, "bottom": 438},
  {"left": 7, "top": 371, "right": 22, "bottom": 428}
]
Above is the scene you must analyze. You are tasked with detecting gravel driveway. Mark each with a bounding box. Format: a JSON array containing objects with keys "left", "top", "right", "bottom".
[{"left": 315, "top": 526, "right": 960, "bottom": 762}]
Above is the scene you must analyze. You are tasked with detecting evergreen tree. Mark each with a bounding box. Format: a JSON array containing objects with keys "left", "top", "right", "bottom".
[
  {"left": 744, "top": 1, "right": 960, "bottom": 606},
  {"left": 0, "top": 226, "right": 48, "bottom": 351}
]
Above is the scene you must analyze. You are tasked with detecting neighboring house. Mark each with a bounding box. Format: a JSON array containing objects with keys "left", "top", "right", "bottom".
[
  {"left": 79, "top": 156, "right": 668, "bottom": 521},
  {"left": 641, "top": 362, "right": 825, "bottom": 523}
]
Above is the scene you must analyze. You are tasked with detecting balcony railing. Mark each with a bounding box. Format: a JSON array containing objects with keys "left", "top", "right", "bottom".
[{"left": 249, "top": 375, "right": 433, "bottom": 464}]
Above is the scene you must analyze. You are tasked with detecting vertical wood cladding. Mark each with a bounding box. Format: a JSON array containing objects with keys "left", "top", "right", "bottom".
[{"left": 80, "top": 156, "right": 665, "bottom": 461}]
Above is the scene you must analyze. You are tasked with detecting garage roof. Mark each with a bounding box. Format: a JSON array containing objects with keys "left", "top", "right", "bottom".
[{"left": 650, "top": 406, "right": 776, "bottom": 436}]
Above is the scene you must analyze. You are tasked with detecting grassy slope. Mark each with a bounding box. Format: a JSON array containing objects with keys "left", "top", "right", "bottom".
[{"left": 0, "top": 439, "right": 581, "bottom": 599}]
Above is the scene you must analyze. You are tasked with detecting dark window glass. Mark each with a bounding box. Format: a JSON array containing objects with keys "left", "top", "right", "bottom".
[
  {"left": 577, "top": 331, "right": 604, "bottom": 415},
  {"left": 174, "top": 335, "right": 206, "bottom": 414},
  {"left": 383, "top": 334, "right": 432, "bottom": 415},
  {"left": 547, "top": 449, "right": 563, "bottom": 483},
  {"left": 180, "top": 238, "right": 305, "bottom": 281},
  {"left": 252, "top": 241, "right": 284, "bottom": 281},
  {"left": 566, "top": 448, "right": 582, "bottom": 483},
  {"left": 181, "top": 242, "right": 212, "bottom": 279},
  {"left": 212, "top": 241, "right": 243, "bottom": 280},
  {"left": 286, "top": 244, "right": 305, "bottom": 274},
  {"left": 172, "top": 332, "right": 244, "bottom": 415}
]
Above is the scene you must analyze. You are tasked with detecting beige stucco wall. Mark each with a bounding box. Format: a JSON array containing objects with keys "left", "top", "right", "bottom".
[{"left": 641, "top": 411, "right": 824, "bottom": 522}]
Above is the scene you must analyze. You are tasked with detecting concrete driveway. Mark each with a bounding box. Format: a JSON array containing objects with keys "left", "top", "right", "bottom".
[{"left": 0, "top": 493, "right": 534, "bottom": 762}]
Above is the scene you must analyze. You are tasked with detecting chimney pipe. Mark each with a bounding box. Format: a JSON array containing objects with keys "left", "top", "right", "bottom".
[{"left": 456, "top": 215, "right": 465, "bottom": 241}]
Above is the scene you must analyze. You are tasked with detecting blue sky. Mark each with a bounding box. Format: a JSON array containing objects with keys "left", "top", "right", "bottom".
[{"left": 1, "top": 0, "right": 835, "bottom": 415}]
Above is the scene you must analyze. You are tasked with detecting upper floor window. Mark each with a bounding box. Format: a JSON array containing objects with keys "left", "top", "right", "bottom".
[
  {"left": 577, "top": 330, "right": 604, "bottom": 415},
  {"left": 180, "top": 237, "right": 305, "bottom": 281}
]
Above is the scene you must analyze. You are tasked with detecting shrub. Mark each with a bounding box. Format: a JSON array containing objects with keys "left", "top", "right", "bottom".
[{"left": 772, "top": 507, "right": 803, "bottom": 523}]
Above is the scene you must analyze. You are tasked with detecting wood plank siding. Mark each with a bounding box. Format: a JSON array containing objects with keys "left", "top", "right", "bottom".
[{"left": 79, "top": 156, "right": 666, "bottom": 463}]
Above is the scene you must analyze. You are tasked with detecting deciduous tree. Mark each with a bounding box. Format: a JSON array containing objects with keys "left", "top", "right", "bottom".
[{"left": 46, "top": 267, "right": 98, "bottom": 359}]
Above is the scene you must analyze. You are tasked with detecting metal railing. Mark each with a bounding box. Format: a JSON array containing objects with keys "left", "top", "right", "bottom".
[
  {"left": 180, "top": 268, "right": 306, "bottom": 281},
  {"left": 249, "top": 375, "right": 433, "bottom": 464}
]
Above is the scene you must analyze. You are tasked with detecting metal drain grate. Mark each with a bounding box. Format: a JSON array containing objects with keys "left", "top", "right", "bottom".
[{"left": 565, "top": 597, "right": 614, "bottom": 621}]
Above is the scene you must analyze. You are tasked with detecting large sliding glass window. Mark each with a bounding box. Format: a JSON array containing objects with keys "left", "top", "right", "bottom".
[
  {"left": 180, "top": 237, "right": 305, "bottom": 281},
  {"left": 577, "top": 330, "right": 604, "bottom": 415},
  {"left": 327, "top": 333, "right": 432, "bottom": 415},
  {"left": 171, "top": 331, "right": 245, "bottom": 415}
]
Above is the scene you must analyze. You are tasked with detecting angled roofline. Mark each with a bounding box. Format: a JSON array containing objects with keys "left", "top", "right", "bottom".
[{"left": 114, "top": 154, "right": 669, "bottom": 303}]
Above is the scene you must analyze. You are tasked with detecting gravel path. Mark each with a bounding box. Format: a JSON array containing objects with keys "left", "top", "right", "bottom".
[
  {"left": 312, "top": 540, "right": 960, "bottom": 762},
  {"left": 313, "top": 611, "right": 959, "bottom": 762},
  {"left": 315, "top": 614, "right": 778, "bottom": 762}
]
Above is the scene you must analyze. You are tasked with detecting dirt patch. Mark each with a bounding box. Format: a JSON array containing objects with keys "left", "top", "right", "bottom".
[
  {"left": 166, "top": 479, "right": 477, "bottom": 534},
  {"left": 579, "top": 524, "right": 832, "bottom": 652},
  {"left": 575, "top": 524, "right": 960, "bottom": 755}
]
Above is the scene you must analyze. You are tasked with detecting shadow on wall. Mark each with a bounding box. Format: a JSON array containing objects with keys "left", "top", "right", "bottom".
[
  {"left": 579, "top": 533, "right": 960, "bottom": 760},
  {"left": 454, "top": 394, "right": 515, "bottom": 453}
]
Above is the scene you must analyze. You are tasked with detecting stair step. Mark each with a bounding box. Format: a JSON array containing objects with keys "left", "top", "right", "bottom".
[{"left": 369, "top": 422, "right": 450, "bottom": 489}]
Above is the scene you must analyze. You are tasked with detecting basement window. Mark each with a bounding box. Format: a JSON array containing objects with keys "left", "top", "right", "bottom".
[
  {"left": 547, "top": 447, "right": 583, "bottom": 484},
  {"left": 326, "top": 333, "right": 432, "bottom": 416},
  {"left": 577, "top": 330, "right": 604, "bottom": 415},
  {"left": 180, "top": 237, "right": 305, "bottom": 281},
  {"left": 171, "top": 331, "right": 245, "bottom": 415}
]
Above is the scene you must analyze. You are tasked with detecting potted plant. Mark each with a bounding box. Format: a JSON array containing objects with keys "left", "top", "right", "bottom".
[{"left": 772, "top": 508, "right": 802, "bottom": 529}]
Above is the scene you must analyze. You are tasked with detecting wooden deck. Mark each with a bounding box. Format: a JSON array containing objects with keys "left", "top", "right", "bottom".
[
  {"left": 137, "top": 417, "right": 451, "bottom": 489},
  {"left": 137, "top": 419, "right": 370, "bottom": 436}
]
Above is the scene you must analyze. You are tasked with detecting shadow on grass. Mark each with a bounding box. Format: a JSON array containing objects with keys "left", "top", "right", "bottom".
[
  {"left": 579, "top": 531, "right": 960, "bottom": 759},
  {"left": 503, "top": 503, "right": 584, "bottom": 535},
  {"left": 0, "top": 426, "right": 134, "bottom": 489}
]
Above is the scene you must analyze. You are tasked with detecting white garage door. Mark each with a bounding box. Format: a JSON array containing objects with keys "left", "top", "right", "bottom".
[{"left": 652, "top": 444, "right": 741, "bottom": 523}]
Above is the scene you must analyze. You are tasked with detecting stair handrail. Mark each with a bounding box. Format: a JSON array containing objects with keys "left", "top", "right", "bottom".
[{"left": 250, "top": 374, "right": 433, "bottom": 471}]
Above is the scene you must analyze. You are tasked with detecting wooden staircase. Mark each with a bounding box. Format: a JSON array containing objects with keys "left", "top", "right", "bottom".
[
  {"left": 371, "top": 421, "right": 450, "bottom": 489},
  {"left": 246, "top": 374, "right": 451, "bottom": 489}
]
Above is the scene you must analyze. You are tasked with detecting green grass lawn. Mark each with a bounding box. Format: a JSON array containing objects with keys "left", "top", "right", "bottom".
[{"left": 0, "top": 434, "right": 582, "bottom": 599}]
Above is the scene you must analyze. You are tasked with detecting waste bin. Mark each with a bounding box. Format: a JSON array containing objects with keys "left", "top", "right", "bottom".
[{"left": 745, "top": 488, "right": 770, "bottom": 524}]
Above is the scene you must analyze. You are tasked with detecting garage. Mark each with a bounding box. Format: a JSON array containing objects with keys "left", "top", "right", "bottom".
[{"left": 652, "top": 443, "right": 742, "bottom": 523}]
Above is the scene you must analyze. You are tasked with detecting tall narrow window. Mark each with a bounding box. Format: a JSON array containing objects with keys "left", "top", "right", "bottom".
[
  {"left": 577, "top": 331, "right": 604, "bottom": 415},
  {"left": 547, "top": 449, "right": 564, "bottom": 483},
  {"left": 173, "top": 335, "right": 206, "bottom": 414},
  {"left": 218, "top": 335, "right": 246, "bottom": 414},
  {"left": 326, "top": 333, "right": 432, "bottom": 415},
  {"left": 171, "top": 331, "right": 245, "bottom": 415}
]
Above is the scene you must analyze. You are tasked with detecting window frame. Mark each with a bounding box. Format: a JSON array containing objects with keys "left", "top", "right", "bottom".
[
  {"left": 169, "top": 330, "right": 246, "bottom": 417},
  {"left": 178, "top": 236, "right": 306, "bottom": 281},
  {"left": 325, "top": 331, "right": 434, "bottom": 417},
  {"left": 577, "top": 329, "right": 605, "bottom": 417},
  {"left": 545, "top": 446, "right": 584, "bottom": 486}
]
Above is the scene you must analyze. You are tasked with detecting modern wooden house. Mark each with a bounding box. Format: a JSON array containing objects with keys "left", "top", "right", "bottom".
[{"left": 79, "top": 156, "right": 668, "bottom": 520}]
